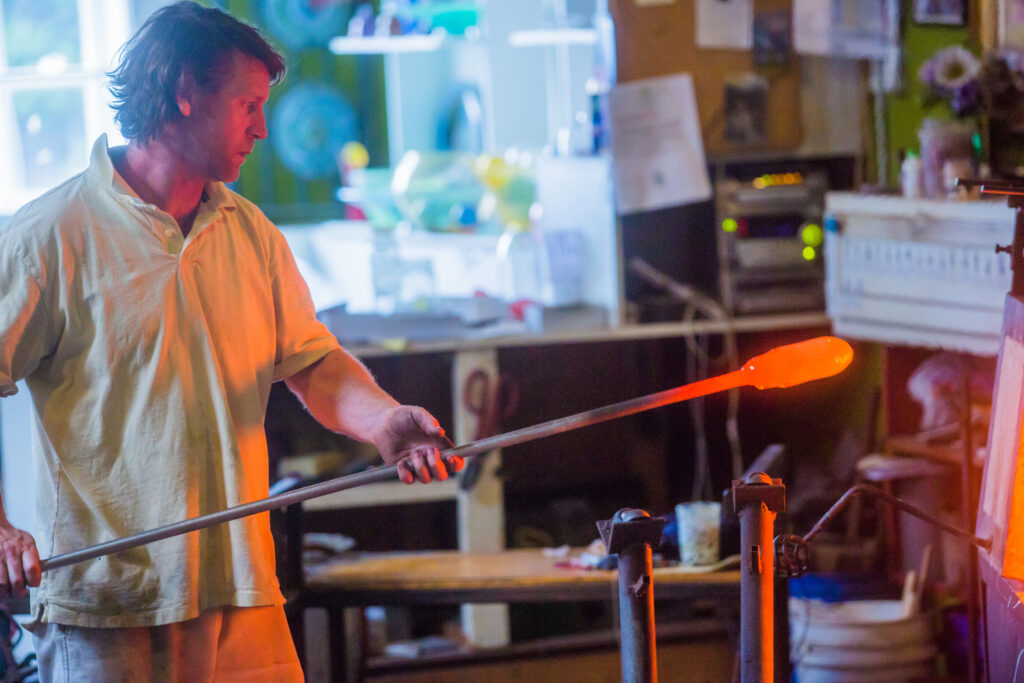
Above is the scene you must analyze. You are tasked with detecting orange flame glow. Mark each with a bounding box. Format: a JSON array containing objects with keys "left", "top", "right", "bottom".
[{"left": 741, "top": 336, "right": 854, "bottom": 390}]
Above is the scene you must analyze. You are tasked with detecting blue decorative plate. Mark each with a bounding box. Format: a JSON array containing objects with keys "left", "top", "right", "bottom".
[
  {"left": 262, "top": 0, "right": 348, "bottom": 50},
  {"left": 270, "top": 83, "right": 358, "bottom": 180}
]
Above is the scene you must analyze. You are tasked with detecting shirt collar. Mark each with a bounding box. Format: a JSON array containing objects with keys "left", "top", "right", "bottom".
[{"left": 87, "top": 134, "right": 237, "bottom": 213}]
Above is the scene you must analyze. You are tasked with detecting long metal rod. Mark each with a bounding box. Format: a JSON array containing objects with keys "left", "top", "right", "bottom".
[
  {"left": 803, "top": 484, "right": 992, "bottom": 551},
  {"left": 40, "top": 370, "right": 747, "bottom": 572}
]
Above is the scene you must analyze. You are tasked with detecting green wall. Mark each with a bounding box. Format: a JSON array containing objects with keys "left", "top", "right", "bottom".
[
  {"left": 883, "top": 0, "right": 976, "bottom": 183},
  {"left": 209, "top": 0, "right": 389, "bottom": 223}
]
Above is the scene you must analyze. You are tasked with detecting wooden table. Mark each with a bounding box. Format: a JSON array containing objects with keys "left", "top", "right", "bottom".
[
  {"left": 304, "top": 548, "right": 741, "bottom": 605},
  {"left": 299, "top": 548, "right": 741, "bottom": 681}
]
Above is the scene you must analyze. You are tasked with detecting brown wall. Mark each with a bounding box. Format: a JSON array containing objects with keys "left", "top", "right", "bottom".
[{"left": 610, "top": 0, "right": 802, "bottom": 153}]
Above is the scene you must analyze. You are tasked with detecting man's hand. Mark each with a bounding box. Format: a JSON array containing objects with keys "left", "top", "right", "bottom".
[
  {"left": 0, "top": 523, "right": 40, "bottom": 598},
  {"left": 370, "top": 406, "right": 464, "bottom": 484}
]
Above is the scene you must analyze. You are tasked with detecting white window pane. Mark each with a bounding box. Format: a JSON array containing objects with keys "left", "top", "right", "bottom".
[
  {"left": 13, "top": 88, "right": 87, "bottom": 188},
  {"left": 3, "top": 0, "right": 82, "bottom": 68}
]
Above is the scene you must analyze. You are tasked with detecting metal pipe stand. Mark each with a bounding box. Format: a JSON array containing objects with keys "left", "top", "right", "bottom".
[
  {"left": 598, "top": 508, "right": 666, "bottom": 683},
  {"left": 733, "top": 472, "right": 786, "bottom": 683}
]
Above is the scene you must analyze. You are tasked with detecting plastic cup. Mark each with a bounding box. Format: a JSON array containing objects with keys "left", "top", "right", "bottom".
[{"left": 675, "top": 501, "right": 721, "bottom": 566}]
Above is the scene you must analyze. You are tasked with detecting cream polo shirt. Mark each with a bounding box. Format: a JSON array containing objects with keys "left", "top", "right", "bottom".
[{"left": 0, "top": 135, "right": 341, "bottom": 628}]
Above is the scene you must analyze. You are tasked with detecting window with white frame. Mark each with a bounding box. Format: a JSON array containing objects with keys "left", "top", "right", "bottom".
[{"left": 0, "top": 0, "right": 133, "bottom": 216}]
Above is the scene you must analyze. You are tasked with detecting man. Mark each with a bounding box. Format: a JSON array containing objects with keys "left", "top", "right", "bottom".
[{"left": 0, "top": 3, "right": 462, "bottom": 680}]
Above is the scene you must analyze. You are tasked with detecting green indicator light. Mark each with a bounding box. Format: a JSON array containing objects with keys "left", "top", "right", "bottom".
[
  {"left": 802, "top": 246, "right": 816, "bottom": 261},
  {"left": 801, "top": 223, "right": 824, "bottom": 247},
  {"left": 723, "top": 218, "right": 738, "bottom": 233}
]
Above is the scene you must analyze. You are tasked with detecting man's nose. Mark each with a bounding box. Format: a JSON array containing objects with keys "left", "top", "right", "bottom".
[{"left": 251, "top": 109, "right": 267, "bottom": 140}]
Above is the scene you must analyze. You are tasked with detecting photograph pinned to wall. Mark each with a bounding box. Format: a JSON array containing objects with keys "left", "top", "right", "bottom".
[
  {"left": 723, "top": 74, "right": 768, "bottom": 146},
  {"left": 753, "top": 11, "right": 792, "bottom": 65},
  {"left": 913, "top": 0, "right": 967, "bottom": 26}
]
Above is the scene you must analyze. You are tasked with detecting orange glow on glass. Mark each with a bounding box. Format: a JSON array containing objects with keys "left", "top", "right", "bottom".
[
  {"left": 740, "top": 336, "right": 854, "bottom": 389},
  {"left": 648, "top": 337, "right": 854, "bottom": 409}
]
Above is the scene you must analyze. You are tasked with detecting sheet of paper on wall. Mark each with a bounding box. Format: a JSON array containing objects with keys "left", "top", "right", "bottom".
[
  {"left": 793, "top": 0, "right": 899, "bottom": 60},
  {"left": 696, "top": 0, "right": 752, "bottom": 49},
  {"left": 608, "top": 74, "right": 711, "bottom": 215}
]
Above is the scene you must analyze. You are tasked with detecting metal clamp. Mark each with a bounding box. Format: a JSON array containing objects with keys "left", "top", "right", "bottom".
[{"left": 774, "top": 533, "right": 809, "bottom": 578}]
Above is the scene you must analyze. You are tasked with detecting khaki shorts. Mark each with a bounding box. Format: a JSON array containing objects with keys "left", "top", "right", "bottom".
[{"left": 31, "top": 604, "right": 303, "bottom": 683}]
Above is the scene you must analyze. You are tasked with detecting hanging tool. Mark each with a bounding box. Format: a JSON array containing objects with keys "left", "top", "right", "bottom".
[
  {"left": 459, "top": 367, "right": 518, "bottom": 491},
  {"left": 39, "top": 335, "right": 853, "bottom": 573}
]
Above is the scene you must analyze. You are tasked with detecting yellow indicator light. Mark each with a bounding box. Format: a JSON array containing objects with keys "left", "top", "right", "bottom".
[
  {"left": 801, "top": 223, "right": 824, "bottom": 247},
  {"left": 802, "top": 246, "right": 816, "bottom": 261},
  {"left": 753, "top": 177, "right": 767, "bottom": 189},
  {"left": 723, "top": 218, "right": 739, "bottom": 232}
]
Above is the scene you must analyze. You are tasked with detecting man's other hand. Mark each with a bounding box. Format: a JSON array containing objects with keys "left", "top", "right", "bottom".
[
  {"left": 372, "top": 406, "right": 464, "bottom": 484},
  {"left": 0, "top": 523, "right": 40, "bottom": 598}
]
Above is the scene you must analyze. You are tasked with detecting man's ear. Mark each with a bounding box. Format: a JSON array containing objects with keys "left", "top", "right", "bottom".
[{"left": 175, "top": 72, "right": 196, "bottom": 117}]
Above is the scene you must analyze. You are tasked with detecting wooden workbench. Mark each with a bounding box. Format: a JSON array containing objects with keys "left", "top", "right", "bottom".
[
  {"left": 299, "top": 548, "right": 742, "bottom": 682},
  {"left": 304, "top": 548, "right": 742, "bottom": 606}
]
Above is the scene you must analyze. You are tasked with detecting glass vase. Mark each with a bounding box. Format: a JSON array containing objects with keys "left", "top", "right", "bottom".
[{"left": 918, "top": 119, "right": 975, "bottom": 199}]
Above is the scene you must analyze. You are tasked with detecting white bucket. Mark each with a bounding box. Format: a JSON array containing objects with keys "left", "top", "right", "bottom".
[{"left": 790, "top": 598, "right": 937, "bottom": 683}]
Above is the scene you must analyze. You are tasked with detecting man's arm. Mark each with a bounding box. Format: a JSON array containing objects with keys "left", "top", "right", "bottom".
[{"left": 284, "top": 348, "right": 463, "bottom": 484}]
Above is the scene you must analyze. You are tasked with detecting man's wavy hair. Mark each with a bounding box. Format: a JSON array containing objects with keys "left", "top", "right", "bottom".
[{"left": 108, "top": 1, "right": 285, "bottom": 143}]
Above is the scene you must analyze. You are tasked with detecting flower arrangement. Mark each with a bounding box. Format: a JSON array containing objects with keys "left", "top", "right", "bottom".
[
  {"left": 918, "top": 45, "right": 982, "bottom": 116},
  {"left": 918, "top": 45, "right": 1024, "bottom": 177},
  {"left": 918, "top": 45, "right": 1024, "bottom": 122}
]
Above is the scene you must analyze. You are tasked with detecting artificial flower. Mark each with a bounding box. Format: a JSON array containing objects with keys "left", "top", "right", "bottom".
[{"left": 920, "top": 45, "right": 981, "bottom": 91}]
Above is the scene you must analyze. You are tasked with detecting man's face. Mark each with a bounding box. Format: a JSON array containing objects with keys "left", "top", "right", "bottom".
[{"left": 177, "top": 52, "right": 270, "bottom": 183}]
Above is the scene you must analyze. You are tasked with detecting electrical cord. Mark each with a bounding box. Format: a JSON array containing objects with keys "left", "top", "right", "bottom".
[{"left": 627, "top": 257, "right": 743, "bottom": 494}]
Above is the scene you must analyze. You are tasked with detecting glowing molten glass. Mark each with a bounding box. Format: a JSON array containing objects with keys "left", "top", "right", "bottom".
[{"left": 740, "top": 336, "right": 854, "bottom": 389}]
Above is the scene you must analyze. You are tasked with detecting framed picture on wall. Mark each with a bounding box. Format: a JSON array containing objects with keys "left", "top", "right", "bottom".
[{"left": 914, "top": 0, "right": 967, "bottom": 25}]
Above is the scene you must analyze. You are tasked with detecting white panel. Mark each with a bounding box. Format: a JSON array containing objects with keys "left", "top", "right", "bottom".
[{"left": 825, "top": 192, "right": 1015, "bottom": 354}]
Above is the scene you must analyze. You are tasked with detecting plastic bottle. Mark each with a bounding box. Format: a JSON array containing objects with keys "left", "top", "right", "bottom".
[
  {"left": 497, "top": 224, "right": 542, "bottom": 303},
  {"left": 901, "top": 150, "right": 923, "bottom": 199}
]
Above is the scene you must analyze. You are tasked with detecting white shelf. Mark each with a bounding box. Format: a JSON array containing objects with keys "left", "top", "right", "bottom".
[
  {"left": 507, "top": 28, "right": 597, "bottom": 47},
  {"left": 329, "top": 32, "right": 448, "bottom": 55},
  {"left": 345, "top": 312, "right": 832, "bottom": 358}
]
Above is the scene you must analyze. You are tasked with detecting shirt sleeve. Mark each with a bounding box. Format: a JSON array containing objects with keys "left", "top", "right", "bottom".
[
  {"left": 266, "top": 225, "right": 342, "bottom": 381},
  {"left": 0, "top": 235, "right": 59, "bottom": 397}
]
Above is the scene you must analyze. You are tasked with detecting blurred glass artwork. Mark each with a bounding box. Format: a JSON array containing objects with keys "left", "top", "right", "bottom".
[
  {"left": 13, "top": 89, "right": 87, "bottom": 189},
  {"left": 261, "top": 0, "right": 348, "bottom": 50},
  {"left": 3, "top": 0, "right": 81, "bottom": 67},
  {"left": 338, "top": 148, "right": 538, "bottom": 237},
  {"left": 474, "top": 151, "right": 537, "bottom": 230},
  {"left": 270, "top": 83, "right": 358, "bottom": 180},
  {"left": 390, "top": 150, "right": 489, "bottom": 232},
  {"left": 342, "top": 168, "right": 405, "bottom": 227}
]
